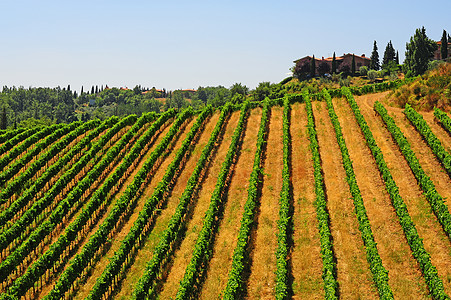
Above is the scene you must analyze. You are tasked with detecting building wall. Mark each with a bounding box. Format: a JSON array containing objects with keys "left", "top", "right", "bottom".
[
  {"left": 341, "top": 55, "right": 370, "bottom": 68},
  {"left": 294, "top": 54, "right": 370, "bottom": 76},
  {"left": 434, "top": 42, "right": 451, "bottom": 60}
]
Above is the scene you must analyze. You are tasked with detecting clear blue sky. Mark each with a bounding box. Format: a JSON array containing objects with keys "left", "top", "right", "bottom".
[{"left": 0, "top": 0, "right": 449, "bottom": 92}]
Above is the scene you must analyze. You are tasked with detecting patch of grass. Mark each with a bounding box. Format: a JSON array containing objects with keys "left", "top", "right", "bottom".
[
  {"left": 388, "top": 248, "right": 406, "bottom": 264},
  {"left": 291, "top": 277, "right": 323, "bottom": 295},
  {"left": 315, "top": 101, "right": 322, "bottom": 111},
  {"left": 262, "top": 216, "right": 273, "bottom": 228}
]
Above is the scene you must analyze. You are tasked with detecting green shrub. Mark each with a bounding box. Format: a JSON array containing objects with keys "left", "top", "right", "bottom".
[
  {"left": 359, "top": 66, "right": 368, "bottom": 76},
  {"left": 368, "top": 70, "right": 377, "bottom": 81}
]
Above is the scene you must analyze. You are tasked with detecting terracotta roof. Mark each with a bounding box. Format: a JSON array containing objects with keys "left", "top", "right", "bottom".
[
  {"left": 142, "top": 89, "right": 164, "bottom": 95},
  {"left": 295, "top": 53, "right": 369, "bottom": 63},
  {"left": 324, "top": 56, "right": 342, "bottom": 61},
  {"left": 341, "top": 53, "right": 370, "bottom": 60}
]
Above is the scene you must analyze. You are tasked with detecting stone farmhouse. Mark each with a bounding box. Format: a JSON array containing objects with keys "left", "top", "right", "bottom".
[
  {"left": 294, "top": 53, "right": 370, "bottom": 75},
  {"left": 434, "top": 41, "right": 451, "bottom": 60}
]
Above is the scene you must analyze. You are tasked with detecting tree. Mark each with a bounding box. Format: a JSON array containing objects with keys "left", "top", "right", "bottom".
[
  {"left": 196, "top": 87, "right": 207, "bottom": 103},
  {"left": 370, "top": 41, "right": 380, "bottom": 70},
  {"left": 395, "top": 51, "right": 399, "bottom": 64},
  {"left": 230, "top": 83, "right": 248, "bottom": 96},
  {"left": 293, "top": 60, "right": 310, "bottom": 80},
  {"left": 252, "top": 82, "right": 271, "bottom": 101},
  {"left": 383, "top": 40, "right": 396, "bottom": 68},
  {"left": 441, "top": 29, "right": 448, "bottom": 60},
  {"left": 133, "top": 85, "right": 141, "bottom": 95},
  {"left": 81, "top": 86, "right": 84, "bottom": 94},
  {"left": 172, "top": 91, "right": 186, "bottom": 109},
  {"left": 318, "top": 61, "right": 330, "bottom": 76},
  {"left": 310, "top": 55, "right": 316, "bottom": 78},
  {"left": 404, "top": 27, "right": 438, "bottom": 75},
  {"left": 351, "top": 54, "right": 356, "bottom": 76},
  {"left": 338, "top": 62, "right": 351, "bottom": 75},
  {"left": 0, "top": 107, "right": 6, "bottom": 129},
  {"left": 91, "top": 86, "right": 94, "bottom": 94},
  {"left": 332, "top": 52, "right": 337, "bottom": 73}
]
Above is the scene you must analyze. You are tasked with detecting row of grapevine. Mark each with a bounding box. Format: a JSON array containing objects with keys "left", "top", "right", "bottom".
[
  {"left": 331, "top": 88, "right": 393, "bottom": 298},
  {"left": 0, "top": 121, "right": 98, "bottom": 254},
  {"left": 368, "top": 101, "right": 449, "bottom": 299},
  {"left": 0, "top": 113, "right": 143, "bottom": 285},
  {"left": 0, "top": 122, "right": 71, "bottom": 185},
  {"left": 0, "top": 123, "right": 66, "bottom": 175},
  {"left": 303, "top": 91, "right": 338, "bottom": 299},
  {"left": 85, "top": 106, "right": 206, "bottom": 300},
  {"left": 2, "top": 111, "right": 168, "bottom": 298},
  {"left": 0, "top": 119, "right": 101, "bottom": 227},
  {"left": 404, "top": 104, "right": 451, "bottom": 176},
  {"left": 41, "top": 107, "right": 191, "bottom": 299},
  {"left": 0, "top": 127, "right": 26, "bottom": 145},
  {"left": 434, "top": 108, "right": 451, "bottom": 134},
  {"left": 265, "top": 77, "right": 415, "bottom": 107},
  {"left": 375, "top": 102, "right": 451, "bottom": 240},
  {"left": 327, "top": 77, "right": 417, "bottom": 98},
  {"left": 222, "top": 100, "right": 270, "bottom": 299},
  {"left": 133, "top": 103, "right": 233, "bottom": 299},
  {"left": 175, "top": 101, "right": 250, "bottom": 299},
  {"left": 0, "top": 127, "right": 39, "bottom": 158},
  {"left": 0, "top": 117, "right": 121, "bottom": 257},
  {"left": 0, "top": 121, "right": 86, "bottom": 187},
  {"left": 2, "top": 110, "right": 175, "bottom": 295},
  {"left": 275, "top": 97, "right": 293, "bottom": 299}
]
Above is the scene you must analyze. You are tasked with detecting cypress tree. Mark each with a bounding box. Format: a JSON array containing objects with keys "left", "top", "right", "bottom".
[
  {"left": 95, "top": 85, "right": 98, "bottom": 94},
  {"left": 0, "top": 107, "right": 7, "bottom": 130},
  {"left": 351, "top": 54, "right": 356, "bottom": 76},
  {"left": 383, "top": 40, "right": 396, "bottom": 67},
  {"left": 441, "top": 29, "right": 448, "bottom": 60},
  {"left": 395, "top": 51, "right": 399, "bottom": 64},
  {"left": 332, "top": 52, "right": 337, "bottom": 74},
  {"left": 81, "top": 86, "right": 84, "bottom": 94},
  {"left": 370, "top": 41, "right": 380, "bottom": 70},
  {"left": 404, "top": 26, "right": 438, "bottom": 75},
  {"left": 91, "top": 86, "right": 94, "bottom": 94},
  {"left": 310, "top": 55, "right": 316, "bottom": 78}
]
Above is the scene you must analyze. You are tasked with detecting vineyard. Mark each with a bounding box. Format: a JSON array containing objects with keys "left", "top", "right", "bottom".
[{"left": 1, "top": 85, "right": 451, "bottom": 300}]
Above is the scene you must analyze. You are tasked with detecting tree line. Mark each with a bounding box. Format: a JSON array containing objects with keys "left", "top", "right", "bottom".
[{"left": 0, "top": 82, "right": 290, "bottom": 130}]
